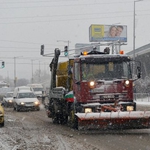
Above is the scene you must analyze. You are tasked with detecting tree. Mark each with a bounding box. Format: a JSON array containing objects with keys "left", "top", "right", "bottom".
[
  {"left": 32, "top": 69, "right": 50, "bottom": 85},
  {"left": 16, "top": 78, "right": 29, "bottom": 87}
]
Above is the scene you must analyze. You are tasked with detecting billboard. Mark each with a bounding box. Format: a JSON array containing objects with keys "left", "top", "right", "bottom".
[{"left": 89, "top": 24, "right": 127, "bottom": 42}]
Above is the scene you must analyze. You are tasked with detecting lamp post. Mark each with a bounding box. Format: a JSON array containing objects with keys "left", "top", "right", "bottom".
[
  {"left": 133, "top": 0, "right": 143, "bottom": 61},
  {"left": 133, "top": 0, "right": 143, "bottom": 75},
  {"left": 14, "top": 56, "right": 22, "bottom": 87},
  {"left": 31, "top": 59, "right": 40, "bottom": 84},
  {"left": 31, "top": 60, "right": 34, "bottom": 84},
  {"left": 39, "top": 61, "right": 41, "bottom": 82}
]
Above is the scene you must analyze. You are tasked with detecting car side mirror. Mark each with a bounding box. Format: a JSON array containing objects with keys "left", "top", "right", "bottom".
[{"left": 1, "top": 102, "right": 4, "bottom": 106}]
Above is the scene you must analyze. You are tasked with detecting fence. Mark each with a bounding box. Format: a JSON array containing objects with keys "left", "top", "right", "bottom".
[{"left": 134, "top": 93, "right": 150, "bottom": 102}]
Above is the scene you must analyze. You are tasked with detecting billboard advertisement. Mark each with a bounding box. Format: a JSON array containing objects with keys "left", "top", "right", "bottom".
[{"left": 89, "top": 24, "right": 127, "bottom": 42}]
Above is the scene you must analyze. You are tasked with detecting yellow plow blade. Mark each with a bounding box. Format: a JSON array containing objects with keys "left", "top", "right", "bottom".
[{"left": 76, "top": 111, "right": 150, "bottom": 130}]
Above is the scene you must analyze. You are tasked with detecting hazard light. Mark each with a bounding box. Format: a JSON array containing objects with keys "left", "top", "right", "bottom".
[
  {"left": 119, "top": 50, "right": 124, "bottom": 54},
  {"left": 82, "top": 51, "right": 88, "bottom": 56}
]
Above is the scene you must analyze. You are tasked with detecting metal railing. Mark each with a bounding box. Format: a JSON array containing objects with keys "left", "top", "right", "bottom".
[{"left": 134, "top": 93, "right": 150, "bottom": 102}]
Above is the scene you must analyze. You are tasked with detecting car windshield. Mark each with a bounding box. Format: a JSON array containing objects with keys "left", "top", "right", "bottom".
[
  {"left": 18, "top": 92, "right": 36, "bottom": 98},
  {"left": 33, "top": 88, "right": 43, "bottom": 92},
  {"left": 6, "top": 93, "right": 13, "bottom": 98}
]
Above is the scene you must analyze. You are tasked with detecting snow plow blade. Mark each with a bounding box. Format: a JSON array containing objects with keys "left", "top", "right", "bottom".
[{"left": 76, "top": 111, "right": 150, "bottom": 130}]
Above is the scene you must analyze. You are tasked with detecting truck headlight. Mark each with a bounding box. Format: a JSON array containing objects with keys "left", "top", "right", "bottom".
[
  {"left": 85, "top": 108, "right": 92, "bottom": 113},
  {"left": 89, "top": 81, "right": 95, "bottom": 89},
  {"left": 127, "top": 106, "right": 134, "bottom": 111},
  {"left": 124, "top": 80, "right": 130, "bottom": 87}
]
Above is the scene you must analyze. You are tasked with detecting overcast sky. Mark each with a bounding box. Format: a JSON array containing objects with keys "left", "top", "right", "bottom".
[{"left": 0, "top": 0, "right": 150, "bottom": 81}]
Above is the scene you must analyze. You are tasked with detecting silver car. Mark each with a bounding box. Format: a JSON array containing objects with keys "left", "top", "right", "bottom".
[
  {"left": 3, "top": 92, "right": 14, "bottom": 108},
  {"left": 13, "top": 90, "right": 40, "bottom": 111}
]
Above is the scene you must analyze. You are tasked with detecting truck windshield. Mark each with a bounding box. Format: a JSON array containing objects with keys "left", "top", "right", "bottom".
[{"left": 82, "top": 61, "right": 132, "bottom": 80}]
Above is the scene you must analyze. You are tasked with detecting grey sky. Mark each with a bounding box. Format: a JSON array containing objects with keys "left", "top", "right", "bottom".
[{"left": 0, "top": 0, "right": 150, "bottom": 80}]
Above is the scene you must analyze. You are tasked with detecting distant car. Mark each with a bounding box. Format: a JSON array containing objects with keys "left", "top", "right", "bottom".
[
  {"left": 3, "top": 92, "right": 14, "bottom": 107},
  {"left": 27, "top": 84, "right": 44, "bottom": 99},
  {"left": 0, "top": 103, "right": 4, "bottom": 127},
  {"left": 13, "top": 90, "right": 40, "bottom": 111}
]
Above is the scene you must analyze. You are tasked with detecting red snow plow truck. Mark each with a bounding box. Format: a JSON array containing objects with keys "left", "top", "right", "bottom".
[{"left": 41, "top": 46, "right": 150, "bottom": 130}]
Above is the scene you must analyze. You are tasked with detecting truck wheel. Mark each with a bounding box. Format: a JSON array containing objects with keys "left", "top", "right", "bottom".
[
  {"left": 52, "top": 115, "right": 59, "bottom": 124},
  {"left": 60, "top": 115, "right": 68, "bottom": 124}
]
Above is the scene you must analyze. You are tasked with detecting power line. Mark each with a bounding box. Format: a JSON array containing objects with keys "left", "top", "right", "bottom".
[
  {"left": 0, "top": 9, "right": 149, "bottom": 20},
  {"left": 0, "top": 1, "right": 132, "bottom": 9},
  {"left": 0, "top": 12, "right": 150, "bottom": 25},
  {"left": 0, "top": 0, "right": 75, "bottom": 4}
]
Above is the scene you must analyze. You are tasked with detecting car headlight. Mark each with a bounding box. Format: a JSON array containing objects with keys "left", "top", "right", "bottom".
[
  {"left": 20, "top": 102, "right": 25, "bottom": 105},
  {"left": 8, "top": 100, "right": 13, "bottom": 103},
  {"left": 127, "top": 106, "right": 134, "bottom": 111},
  {"left": 34, "top": 101, "right": 40, "bottom": 105},
  {"left": 85, "top": 108, "right": 92, "bottom": 113}
]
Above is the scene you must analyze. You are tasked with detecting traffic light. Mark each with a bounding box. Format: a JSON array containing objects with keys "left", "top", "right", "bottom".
[
  {"left": 64, "top": 46, "right": 68, "bottom": 56},
  {"left": 40, "top": 45, "right": 44, "bottom": 55},
  {"left": 1, "top": 61, "right": 5, "bottom": 68}
]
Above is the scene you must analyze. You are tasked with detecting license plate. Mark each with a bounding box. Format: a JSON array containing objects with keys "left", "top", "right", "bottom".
[{"left": 25, "top": 103, "right": 33, "bottom": 107}]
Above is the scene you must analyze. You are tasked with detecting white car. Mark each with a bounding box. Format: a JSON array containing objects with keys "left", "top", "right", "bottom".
[
  {"left": 13, "top": 90, "right": 40, "bottom": 111},
  {"left": 27, "top": 84, "right": 44, "bottom": 99},
  {"left": 3, "top": 92, "right": 14, "bottom": 107}
]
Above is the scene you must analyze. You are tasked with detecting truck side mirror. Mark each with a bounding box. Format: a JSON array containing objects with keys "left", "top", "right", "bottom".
[{"left": 137, "top": 66, "right": 141, "bottom": 78}]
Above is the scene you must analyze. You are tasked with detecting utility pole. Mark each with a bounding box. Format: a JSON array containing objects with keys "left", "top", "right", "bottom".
[
  {"left": 14, "top": 56, "right": 22, "bottom": 87},
  {"left": 31, "top": 60, "right": 34, "bottom": 84},
  {"left": 133, "top": 0, "right": 143, "bottom": 73}
]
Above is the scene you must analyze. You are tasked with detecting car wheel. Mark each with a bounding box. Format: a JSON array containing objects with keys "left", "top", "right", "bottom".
[
  {"left": 37, "top": 107, "right": 40, "bottom": 111},
  {"left": 0, "top": 121, "right": 4, "bottom": 127},
  {"left": 16, "top": 105, "right": 20, "bottom": 112}
]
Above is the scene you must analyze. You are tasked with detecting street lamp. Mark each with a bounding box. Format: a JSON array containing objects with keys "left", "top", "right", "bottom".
[
  {"left": 31, "top": 60, "right": 34, "bottom": 84},
  {"left": 31, "top": 59, "right": 41, "bottom": 84},
  {"left": 14, "top": 56, "right": 22, "bottom": 87},
  {"left": 133, "top": 0, "right": 143, "bottom": 61}
]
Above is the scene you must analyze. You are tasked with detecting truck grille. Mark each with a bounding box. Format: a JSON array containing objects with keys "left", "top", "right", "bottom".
[{"left": 93, "top": 93, "right": 128, "bottom": 101}]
